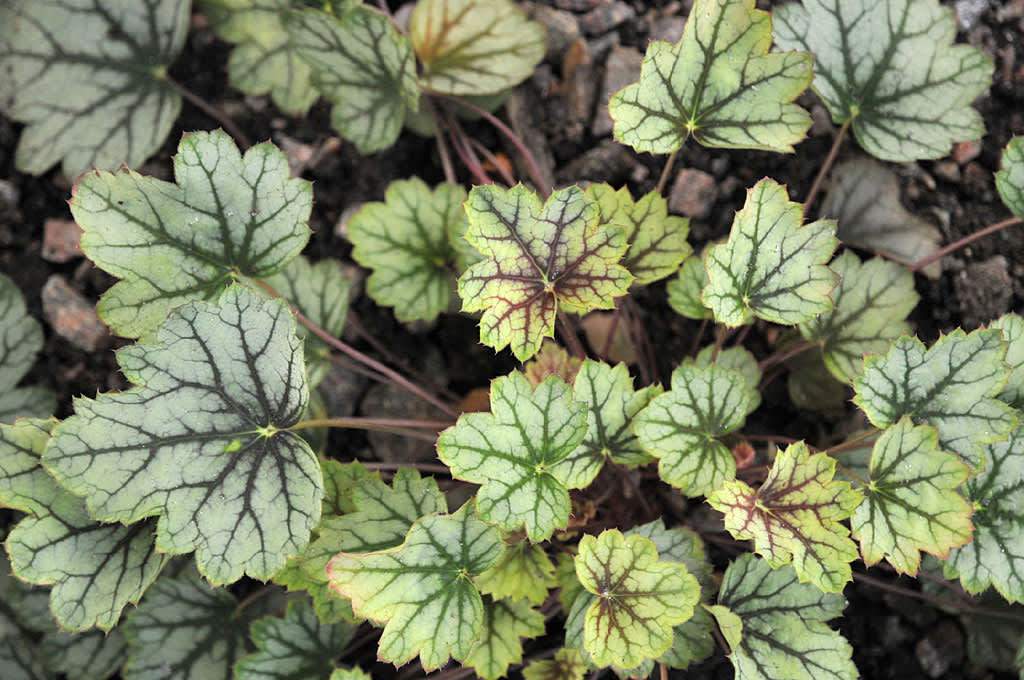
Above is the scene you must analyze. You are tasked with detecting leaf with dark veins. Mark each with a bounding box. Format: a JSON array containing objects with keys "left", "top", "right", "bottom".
[
  {"left": 0, "top": 273, "right": 55, "bottom": 423},
  {"left": 997, "top": 137, "right": 1024, "bottom": 219}
]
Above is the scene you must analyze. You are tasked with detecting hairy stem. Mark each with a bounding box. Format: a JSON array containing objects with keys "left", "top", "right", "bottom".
[
  {"left": 852, "top": 571, "right": 1024, "bottom": 624},
  {"left": 909, "top": 216, "right": 1024, "bottom": 273},
  {"left": 289, "top": 418, "right": 442, "bottom": 443}
]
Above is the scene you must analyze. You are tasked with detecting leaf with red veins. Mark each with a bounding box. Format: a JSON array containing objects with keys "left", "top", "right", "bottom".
[
  {"left": 709, "top": 443, "right": 863, "bottom": 593},
  {"left": 458, "top": 185, "right": 633, "bottom": 361}
]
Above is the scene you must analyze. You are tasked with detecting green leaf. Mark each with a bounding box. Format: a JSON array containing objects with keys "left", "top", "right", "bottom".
[
  {"left": 522, "top": 648, "right": 587, "bottom": 680},
  {"left": 708, "top": 443, "right": 862, "bottom": 592},
  {"left": 0, "top": 418, "right": 166, "bottom": 631},
  {"left": 574, "top": 529, "right": 700, "bottom": 669},
  {"left": 798, "top": 252, "right": 918, "bottom": 383},
  {"left": 585, "top": 184, "right": 691, "bottom": 286},
  {"left": 458, "top": 184, "right": 633, "bottom": 361},
  {"left": 475, "top": 539, "right": 557, "bottom": 606},
  {"left": 667, "top": 255, "right": 712, "bottom": 320},
  {"left": 38, "top": 629, "right": 128, "bottom": 680},
  {"left": 689, "top": 345, "right": 761, "bottom": 414},
  {"left": 609, "top": 0, "right": 812, "bottom": 154},
  {"left": 0, "top": 274, "right": 55, "bottom": 423},
  {"left": 438, "top": 373, "right": 589, "bottom": 541},
  {"left": 44, "top": 285, "right": 321, "bottom": 585},
  {"left": 993, "top": 314, "right": 1024, "bottom": 410},
  {"left": 349, "top": 178, "right": 472, "bottom": 322},
  {"left": 853, "top": 329, "right": 1018, "bottom": 473},
  {"left": 284, "top": 7, "right": 418, "bottom": 153},
  {"left": 235, "top": 599, "right": 354, "bottom": 680},
  {"left": 271, "top": 558, "right": 354, "bottom": 625},
  {"left": 713, "top": 553, "right": 858, "bottom": 680},
  {"left": 122, "top": 572, "right": 250, "bottom": 680},
  {"left": 634, "top": 363, "right": 750, "bottom": 497},
  {"left": 326, "top": 503, "right": 504, "bottom": 670},
  {"left": 330, "top": 669, "right": 371, "bottom": 680},
  {"left": 0, "top": 625, "right": 53, "bottom": 680},
  {"left": 945, "top": 422, "right": 1024, "bottom": 603},
  {"left": 523, "top": 341, "right": 583, "bottom": 388},
  {"left": 850, "top": 417, "right": 972, "bottom": 574},
  {"left": 774, "top": 0, "right": 992, "bottom": 162},
  {"left": 555, "top": 551, "right": 585, "bottom": 615},
  {"left": 70, "top": 129, "right": 311, "bottom": 338},
  {"left": 702, "top": 179, "right": 838, "bottom": 327},
  {"left": 461, "top": 598, "right": 545, "bottom": 680},
  {"left": 409, "top": 0, "right": 544, "bottom": 96},
  {"left": 0, "top": 0, "right": 187, "bottom": 177},
  {"left": 785, "top": 342, "right": 848, "bottom": 412},
  {"left": 263, "top": 255, "right": 350, "bottom": 388},
  {"left": 997, "top": 137, "right": 1024, "bottom": 219}
]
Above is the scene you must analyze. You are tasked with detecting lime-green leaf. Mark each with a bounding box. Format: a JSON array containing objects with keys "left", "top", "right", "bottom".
[
  {"left": 853, "top": 329, "right": 1017, "bottom": 473},
  {"left": 785, "top": 342, "right": 848, "bottom": 411},
  {"left": 709, "top": 443, "right": 862, "bottom": 592},
  {"left": 70, "top": 129, "right": 311, "bottom": 338},
  {"left": 0, "top": 418, "right": 166, "bottom": 631},
  {"left": 330, "top": 669, "right": 371, "bottom": 680},
  {"left": 585, "top": 184, "right": 691, "bottom": 286},
  {"left": 522, "top": 648, "right": 587, "bottom": 680},
  {"left": 0, "top": 0, "right": 187, "bottom": 177},
  {"left": 39, "top": 629, "right": 128, "bottom": 680},
  {"left": 799, "top": 252, "right": 918, "bottom": 383},
  {"left": 475, "top": 539, "right": 557, "bottom": 606},
  {"left": 44, "top": 286, "right": 321, "bottom": 585},
  {"left": 689, "top": 345, "right": 761, "bottom": 414},
  {"left": 666, "top": 255, "right": 712, "bottom": 320},
  {"left": 0, "top": 274, "right": 55, "bottom": 423},
  {"left": 409, "top": 0, "right": 544, "bottom": 96},
  {"left": 945, "top": 422, "right": 1024, "bottom": 603},
  {"left": 461, "top": 598, "right": 545, "bottom": 680},
  {"left": 994, "top": 314, "right": 1024, "bottom": 410},
  {"left": 284, "top": 7, "right": 418, "bottom": 153},
  {"left": 634, "top": 363, "right": 750, "bottom": 497},
  {"left": 439, "top": 373, "right": 588, "bottom": 541},
  {"left": 122, "top": 572, "right": 250, "bottom": 680},
  {"left": 850, "top": 417, "right": 972, "bottom": 574},
  {"left": 774, "top": 0, "right": 992, "bottom": 162},
  {"left": 575, "top": 529, "right": 700, "bottom": 669},
  {"left": 349, "top": 178, "right": 472, "bottom": 322},
  {"left": 713, "top": 553, "right": 857, "bottom": 680},
  {"left": 997, "top": 137, "right": 1024, "bottom": 219},
  {"left": 458, "top": 184, "right": 633, "bottom": 361},
  {"left": 326, "top": 503, "right": 503, "bottom": 670},
  {"left": 271, "top": 558, "right": 354, "bottom": 625},
  {"left": 609, "top": 0, "right": 811, "bottom": 154},
  {"left": 235, "top": 599, "right": 354, "bottom": 680},
  {"left": 555, "top": 552, "right": 585, "bottom": 615},
  {"left": 703, "top": 179, "right": 837, "bottom": 327}
]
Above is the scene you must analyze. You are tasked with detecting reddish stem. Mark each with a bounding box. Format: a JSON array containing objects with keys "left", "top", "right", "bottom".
[
  {"left": 655, "top": 149, "right": 679, "bottom": 196},
  {"left": 803, "top": 119, "right": 850, "bottom": 213},
  {"left": 909, "top": 216, "right": 1023, "bottom": 273},
  {"left": 166, "top": 76, "right": 252, "bottom": 149}
]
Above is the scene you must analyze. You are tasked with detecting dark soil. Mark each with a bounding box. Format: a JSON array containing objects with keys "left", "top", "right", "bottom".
[{"left": 2, "top": 1, "right": 1023, "bottom": 679}]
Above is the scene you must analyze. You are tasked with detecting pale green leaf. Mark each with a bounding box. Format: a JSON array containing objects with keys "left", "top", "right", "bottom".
[
  {"left": 0, "top": 418, "right": 166, "bottom": 631},
  {"left": 997, "top": 137, "right": 1024, "bottom": 219},
  {"left": 475, "top": 539, "right": 557, "bottom": 606},
  {"left": 458, "top": 184, "right": 633, "bottom": 361},
  {"left": 461, "top": 598, "right": 545, "bottom": 680},
  {"left": 122, "top": 572, "right": 250, "bottom": 680},
  {"left": 993, "top": 314, "right": 1024, "bottom": 409},
  {"left": 585, "top": 184, "right": 691, "bottom": 286},
  {"left": 0, "top": 0, "right": 187, "bottom": 177},
  {"left": 555, "top": 552, "right": 585, "bottom": 615},
  {"left": 523, "top": 341, "right": 583, "bottom": 388},
  {"left": 38, "top": 629, "right": 128, "bottom": 680},
  {"left": 709, "top": 443, "right": 862, "bottom": 592},
  {"left": 799, "top": 252, "right": 918, "bottom": 383},
  {"left": 690, "top": 345, "right": 761, "bottom": 414},
  {"left": 850, "top": 417, "right": 972, "bottom": 574},
  {"left": 438, "top": 373, "right": 589, "bottom": 541},
  {"left": 349, "top": 178, "right": 471, "bottom": 322},
  {"left": 44, "top": 286, "right": 321, "bottom": 585},
  {"left": 853, "top": 329, "right": 1017, "bottom": 473},
  {"left": 326, "top": 503, "right": 503, "bottom": 670},
  {"left": 774, "top": 0, "right": 992, "bottom": 162},
  {"left": 409, "top": 0, "right": 544, "bottom": 96},
  {"left": 0, "top": 274, "right": 55, "bottom": 422},
  {"left": 70, "top": 129, "right": 311, "bottom": 338},
  {"left": 703, "top": 179, "right": 838, "bottom": 326},
  {"left": 713, "top": 553, "right": 857, "bottom": 680},
  {"left": 330, "top": 669, "right": 371, "bottom": 680},
  {"left": 234, "top": 599, "right": 354, "bottom": 680},
  {"left": 634, "top": 363, "right": 750, "bottom": 497},
  {"left": 574, "top": 529, "right": 700, "bottom": 669},
  {"left": 609, "top": 0, "right": 811, "bottom": 154},
  {"left": 522, "top": 648, "right": 587, "bottom": 680},
  {"left": 271, "top": 558, "right": 353, "bottom": 624},
  {"left": 666, "top": 256, "right": 712, "bottom": 320},
  {"left": 284, "top": 7, "right": 418, "bottom": 153}
]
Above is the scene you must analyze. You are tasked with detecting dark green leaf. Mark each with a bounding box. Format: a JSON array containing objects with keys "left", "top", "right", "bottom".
[{"left": 0, "top": 273, "right": 55, "bottom": 422}]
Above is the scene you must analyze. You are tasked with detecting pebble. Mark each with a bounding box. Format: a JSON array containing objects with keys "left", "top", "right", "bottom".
[
  {"left": 579, "top": 1, "right": 636, "bottom": 35},
  {"left": 0, "top": 179, "right": 19, "bottom": 208},
  {"left": 956, "top": 255, "right": 1013, "bottom": 328},
  {"left": 932, "top": 160, "right": 961, "bottom": 184},
  {"left": 954, "top": 0, "right": 988, "bottom": 30},
  {"left": 41, "top": 275, "right": 110, "bottom": 353},
  {"left": 505, "top": 87, "right": 557, "bottom": 190},
  {"left": 555, "top": 139, "right": 634, "bottom": 184},
  {"left": 563, "top": 39, "right": 598, "bottom": 143},
  {"left": 41, "top": 219, "right": 84, "bottom": 262},
  {"left": 915, "top": 621, "right": 964, "bottom": 678},
  {"left": 648, "top": 16, "right": 685, "bottom": 43},
  {"left": 523, "top": 3, "right": 580, "bottom": 62},
  {"left": 809, "top": 104, "right": 834, "bottom": 136},
  {"left": 552, "top": 0, "right": 611, "bottom": 11},
  {"left": 669, "top": 168, "right": 719, "bottom": 219},
  {"left": 952, "top": 139, "right": 982, "bottom": 165},
  {"left": 591, "top": 46, "right": 644, "bottom": 137}
]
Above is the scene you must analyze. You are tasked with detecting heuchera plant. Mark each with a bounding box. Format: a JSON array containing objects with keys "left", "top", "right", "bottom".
[{"left": 1, "top": 0, "right": 1023, "bottom": 678}]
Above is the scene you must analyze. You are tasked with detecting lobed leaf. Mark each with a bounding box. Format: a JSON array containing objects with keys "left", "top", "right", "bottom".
[
  {"left": 996, "top": 137, "right": 1024, "bottom": 219},
  {"left": 702, "top": 179, "right": 838, "bottom": 326},
  {"left": 461, "top": 598, "right": 545, "bottom": 680},
  {"left": 0, "top": 0, "right": 188, "bottom": 177},
  {"left": 522, "top": 648, "right": 587, "bottom": 680},
  {"left": 44, "top": 286, "right": 321, "bottom": 585},
  {"left": 438, "top": 373, "right": 589, "bottom": 541},
  {"left": 666, "top": 255, "right": 712, "bottom": 320},
  {"left": 709, "top": 443, "right": 862, "bottom": 592},
  {"left": 609, "top": 0, "right": 812, "bottom": 154},
  {"left": 689, "top": 345, "right": 761, "bottom": 414},
  {"left": 774, "top": 0, "right": 992, "bottom": 162},
  {"left": 475, "top": 539, "right": 557, "bottom": 606},
  {"left": 326, "top": 503, "right": 504, "bottom": 670},
  {"left": 993, "top": 314, "right": 1024, "bottom": 409},
  {"left": 0, "top": 273, "right": 55, "bottom": 423},
  {"left": 39, "top": 629, "right": 128, "bottom": 680},
  {"left": 458, "top": 184, "right": 632, "bottom": 361},
  {"left": 523, "top": 341, "right": 583, "bottom": 388},
  {"left": 853, "top": 329, "right": 1017, "bottom": 473}
]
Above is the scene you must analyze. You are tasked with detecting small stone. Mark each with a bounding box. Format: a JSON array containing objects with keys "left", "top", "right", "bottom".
[
  {"left": 563, "top": 39, "right": 597, "bottom": 143},
  {"left": 932, "top": 160, "right": 961, "bottom": 184},
  {"left": 809, "top": 104, "right": 833, "bottom": 136},
  {"left": 915, "top": 621, "right": 964, "bottom": 678},
  {"left": 41, "top": 219, "right": 84, "bottom": 262},
  {"left": 41, "top": 275, "right": 110, "bottom": 352},
  {"left": 955, "top": 255, "right": 1013, "bottom": 328},
  {"left": 579, "top": 1, "right": 635, "bottom": 35},
  {"left": 669, "top": 168, "right": 719, "bottom": 219},
  {"left": 952, "top": 139, "right": 982, "bottom": 164},
  {"left": 954, "top": 0, "right": 988, "bottom": 30},
  {"left": 962, "top": 161, "right": 992, "bottom": 198},
  {"left": 504, "top": 87, "right": 557, "bottom": 190},
  {"left": 591, "top": 46, "right": 643, "bottom": 136},
  {"left": 648, "top": 15, "right": 685, "bottom": 43},
  {"left": 552, "top": 0, "right": 610, "bottom": 11},
  {"left": 555, "top": 139, "right": 634, "bottom": 184},
  {"left": 523, "top": 3, "right": 580, "bottom": 61},
  {"left": 0, "top": 179, "right": 19, "bottom": 208}
]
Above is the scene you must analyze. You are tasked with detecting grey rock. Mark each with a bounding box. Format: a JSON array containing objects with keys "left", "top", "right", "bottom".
[
  {"left": 556, "top": 139, "right": 634, "bottom": 184},
  {"left": 522, "top": 2, "right": 580, "bottom": 61},
  {"left": 669, "top": 168, "right": 719, "bottom": 219},
  {"left": 591, "top": 45, "right": 643, "bottom": 136},
  {"left": 41, "top": 275, "right": 110, "bottom": 353},
  {"left": 579, "top": 1, "right": 636, "bottom": 35}
]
